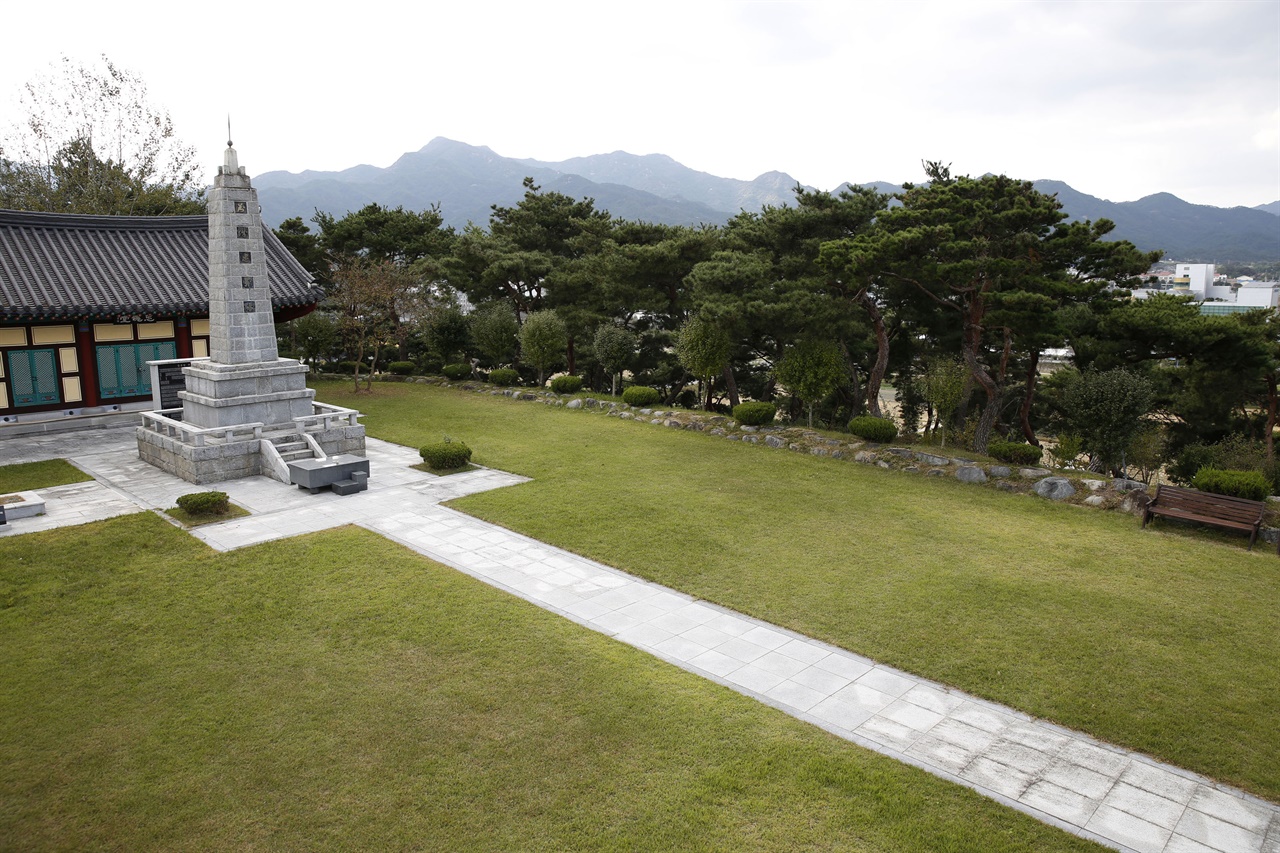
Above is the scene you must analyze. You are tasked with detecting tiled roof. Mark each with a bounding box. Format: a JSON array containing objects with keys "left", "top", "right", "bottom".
[{"left": 0, "top": 209, "right": 321, "bottom": 321}]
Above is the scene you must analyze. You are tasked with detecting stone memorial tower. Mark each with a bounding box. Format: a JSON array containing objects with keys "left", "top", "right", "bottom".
[
  {"left": 179, "top": 140, "right": 315, "bottom": 428},
  {"left": 137, "top": 140, "right": 365, "bottom": 485}
]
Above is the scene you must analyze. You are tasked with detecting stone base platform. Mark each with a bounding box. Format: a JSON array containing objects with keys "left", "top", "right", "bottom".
[{"left": 137, "top": 423, "right": 365, "bottom": 486}]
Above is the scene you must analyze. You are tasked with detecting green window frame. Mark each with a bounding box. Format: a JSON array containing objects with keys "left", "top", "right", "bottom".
[
  {"left": 95, "top": 341, "right": 177, "bottom": 399},
  {"left": 7, "top": 348, "right": 61, "bottom": 407}
]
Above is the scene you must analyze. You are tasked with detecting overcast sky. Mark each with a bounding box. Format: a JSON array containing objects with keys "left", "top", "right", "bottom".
[{"left": 2, "top": 0, "right": 1277, "bottom": 209}]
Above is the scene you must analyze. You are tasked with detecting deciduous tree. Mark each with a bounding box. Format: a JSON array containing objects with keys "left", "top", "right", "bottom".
[
  {"left": 0, "top": 55, "right": 203, "bottom": 214},
  {"left": 519, "top": 310, "right": 568, "bottom": 386}
]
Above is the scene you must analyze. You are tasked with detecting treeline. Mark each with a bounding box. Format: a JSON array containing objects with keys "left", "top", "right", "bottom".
[{"left": 275, "top": 167, "right": 1279, "bottom": 485}]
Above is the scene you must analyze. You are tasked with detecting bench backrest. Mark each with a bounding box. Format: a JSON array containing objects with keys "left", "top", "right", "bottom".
[{"left": 1153, "top": 485, "right": 1266, "bottom": 524}]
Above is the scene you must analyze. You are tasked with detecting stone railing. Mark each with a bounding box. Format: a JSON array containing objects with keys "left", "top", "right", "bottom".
[
  {"left": 293, "top": 402, "right": 363, "bottom": 433},
  {"left": 138, "top": 409, "right": 265, "bottom": 447}
]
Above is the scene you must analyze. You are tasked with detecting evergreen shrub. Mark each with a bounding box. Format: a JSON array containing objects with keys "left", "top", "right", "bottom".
[
  {"left": 988, "top": 440, "right": 1044, "bottom": 466},
  {"left": 622, "top": 386, "right": 660, "bottom": 407},
  {"left": 387, "top": 361, "right": 416, "bottom": 376},
  {"left": 733, "top": 401, "right": 777, "bottom": 426},
  {"left": 336, "top": 361, "right": 362, "bottom": 375},
  {"left": 176, "top": 491, "right": 230, "bottom": 516},
  {"left": 488, "top": 368, "right": 520, "bottom": 387},
  {"left": 1191, "top": 468, "right": 1271, "bottom": 502},
  {"left": 848, "top": 415, "right": 897, "bottom": 443},
  {"left": 550, "top": 375, "right": 583, "bottom": 394},
  {"left": 441, "top": 363, "right": 472, "bottom": 380},
  {"left": 420, "top": 441, "right": 473, "bottom": 471}
]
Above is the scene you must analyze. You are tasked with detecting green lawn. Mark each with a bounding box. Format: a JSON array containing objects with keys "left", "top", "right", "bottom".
[
  {"left": 0, "top": 458, "right": 91, "bottom": 493},
  {"left": 0, "top": 514, "right": 1100, "bottom": 851},
  {"left": 316, "top": 380, "right": 1280, "bottom": 802}
]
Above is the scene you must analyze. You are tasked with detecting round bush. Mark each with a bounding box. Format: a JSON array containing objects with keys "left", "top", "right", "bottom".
[
  {"left": 622, "top": 385, "right": 661, "bottom": 407},
  {"left": 441, "top": 363, "right": 472, "bottom": 381},
  {"left": 988, "top": 440, "right": 1044, "bottom": 466},
  {"left": 848, "top": 415, "right": 897, "bottom": 443},
  {"left": 1191, "top": 467, "right": 1270, "bottom": 501},
  {"left": 387, "top": 361, "right": 415, "bottom": 376},
  {"left": 176, "top": 491, "right": 230, "bottom": 516},
  {"left": 488, "top": 368, "right": 520, "bottom": 387},
  {"left": 336, "top": 361, "right": 362, "bottom": 375},
  {"left": 733, "top": 401, "right": 777, "bottom": 426},
  {"left": 549, "top": 375, "right": 584, "bottom": 394},
  {"left": 419, "top": 441, "right": 473, "bottom": 471}
]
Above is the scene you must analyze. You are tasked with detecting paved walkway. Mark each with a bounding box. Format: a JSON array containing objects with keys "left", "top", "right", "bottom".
[{"left": 1, "top": 426, "right": 1276, "bottom": 853}]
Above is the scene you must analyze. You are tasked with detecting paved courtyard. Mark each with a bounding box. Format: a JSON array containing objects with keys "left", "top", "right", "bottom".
[{"left": 1, "top": 425, "right": 1276, "bottom": 853}]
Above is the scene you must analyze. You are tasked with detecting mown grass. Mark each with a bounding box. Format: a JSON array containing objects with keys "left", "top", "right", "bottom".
[
  {"left": 0, "top": 459, "right": 92, "bottom": 493},
  {"left": 317, "top": 380, "right": 1280, "bottom": 802},
  {"left": 0, "top": 514, "right": 1100, "bottom": 851}
]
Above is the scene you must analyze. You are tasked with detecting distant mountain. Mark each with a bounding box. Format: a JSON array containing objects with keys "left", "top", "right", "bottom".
[
  {"left": 515, "top": 151, "right": 805, "bottom": 214},
  {"left": 255, "top": 138, "right": 730, "bottom": 231},
  {"left": 1032, "top": 181, "right": 1279, "bottom": 261},
  {"left": 253, "top": 138, "right": 1280, "bottom": 262}
]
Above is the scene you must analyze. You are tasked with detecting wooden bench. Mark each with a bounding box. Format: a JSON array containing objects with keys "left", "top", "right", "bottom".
[{"left": 1142, "top": 484, "right": 1267, "bottom": 551}]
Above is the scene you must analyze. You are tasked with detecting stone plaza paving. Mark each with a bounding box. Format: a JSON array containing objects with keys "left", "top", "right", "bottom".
[{"left": 1, "top": 425, "right": 1276, "bottom": 853}]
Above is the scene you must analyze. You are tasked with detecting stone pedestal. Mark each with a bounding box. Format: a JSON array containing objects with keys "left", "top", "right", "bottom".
[{"left": 180, "top": 358, "right": 314, "bottom": 429}]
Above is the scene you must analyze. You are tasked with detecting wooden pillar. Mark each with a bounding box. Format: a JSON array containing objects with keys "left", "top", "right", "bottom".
[
  {"left": 175, "top": 317, "right": 193, "bottom": 359},
  {"left": 75, "top": 319, "right": 100, "bottom": 408}
]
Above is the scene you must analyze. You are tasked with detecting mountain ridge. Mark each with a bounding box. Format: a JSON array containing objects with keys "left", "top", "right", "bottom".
[{"left": 253, "top": 138, "right": 1280, "bottom": 261}]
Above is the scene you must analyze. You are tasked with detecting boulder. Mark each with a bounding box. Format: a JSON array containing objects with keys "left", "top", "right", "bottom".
[
  {"left": 854, "top": 451, "right": 878, "bottom": 464},
  {"left": 888, "top": 448, "right": 914, "bottom": 458},
  {"left": 1084, "top": 495, "right": 1106, "bottom": 507},
  {"left": 926, "top": 468, "right": 945, "bottom": 477},
  {"left": 1082, "top": 479, "right": 1107, "bottom": 491},
  {"left": 764, "top": 435, "right": 785, "bottom": 448},
  {"left": 988, "top": 465, "right": 1011, "bottom": 478},
  {"left": 810, "top": 447, "right": 830, "bottom": 457},
  {"left": 710, "top": 428, "right": 726, "bottom": 436},
  {"left": 566, "top": 399, "right": 584, "bottom": 410},
  {"left": 1033, "top": 476, "right": 1076, "bottom": 501},
  {"left": 876, "top": 461, "right": 891, "bottom": 469},
  {"left": 955, "top": 466, "right": 987, "bottom": 484},
  {"left": 1019, "top": 467, "right": 1052, "bottom": 478},
  {"left": 1113, "top": 478, "right": 1146, "bottom": 492},
  {"left": 915, "top": 452, "right": 950, "bottom": 466}
]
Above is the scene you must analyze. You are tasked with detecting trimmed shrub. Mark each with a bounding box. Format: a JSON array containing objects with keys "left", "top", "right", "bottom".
[
  {"left": 387, "top": 361, "right": 415, "bottom": 376},
  {"left": 550, "top": 375, "right": 584, "bottom": 394},
  {"left": 988, "top": 440, "right": 1044, "bottom": 466},
  {"left": 176, "top": 491, "right": 230, "bottom": 516},
  {"left": 848, "top": 415, "right": 897, "bottom": 443},
  {"left": 1191, "top": 467, "right": 1271, "bottom": 502},
  {"left": 733, "top": 401, "right": 777, "bottom": 426},
  {"left": 441, "top": 363, "right": 472, "bottom": 381},
  {"left": 622, "top": 385, "right": 661, "bottom": 407},
  {"left": 336, "top": 361, "right": 362, "bottom": 375},
  {"left": 488, "top": 368, "right": 520, "bottom": 387},
  {"left": 420, "top": 441, "right": 473, "bottom": 471}
]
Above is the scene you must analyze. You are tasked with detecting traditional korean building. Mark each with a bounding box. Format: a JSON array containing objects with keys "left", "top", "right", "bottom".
[{"left": 0, "top": 209, "right": 320, "bottom": 425}]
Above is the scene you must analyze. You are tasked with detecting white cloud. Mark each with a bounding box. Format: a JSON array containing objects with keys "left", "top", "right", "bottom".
[{"left": 1, "top": 0, "right": 1276, "bottom": 207}]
